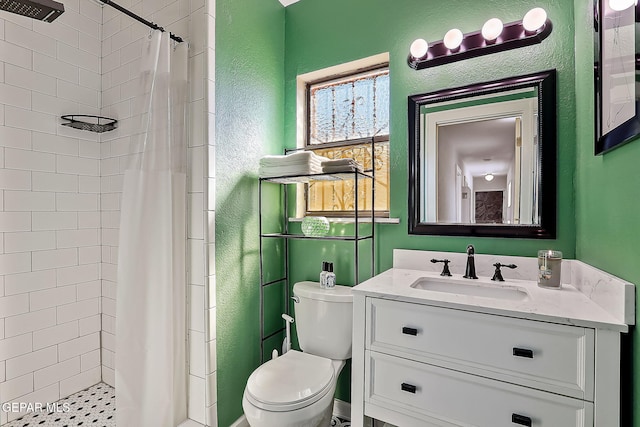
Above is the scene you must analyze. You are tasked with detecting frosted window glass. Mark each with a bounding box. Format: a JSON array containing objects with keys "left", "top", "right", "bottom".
[{"left": 309, "top": 69, "right": 389, "bottom": 144}]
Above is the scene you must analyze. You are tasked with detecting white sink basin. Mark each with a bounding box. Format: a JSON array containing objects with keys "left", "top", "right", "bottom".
[{"left": 410, "top": 277, "right": 529, "bottom": 301}]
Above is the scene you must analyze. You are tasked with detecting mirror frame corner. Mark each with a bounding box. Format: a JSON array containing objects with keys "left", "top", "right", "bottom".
[{"left": 408, "top": 69, "right": 557, "bottom": 239}]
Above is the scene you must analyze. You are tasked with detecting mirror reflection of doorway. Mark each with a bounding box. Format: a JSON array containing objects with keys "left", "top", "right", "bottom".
[{"left": 475, "top": 191, "right": 503, "bottom": 223}]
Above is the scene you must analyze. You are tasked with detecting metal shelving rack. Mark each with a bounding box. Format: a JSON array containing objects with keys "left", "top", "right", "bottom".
[{"left": 258, "top": 167, "right": 376, "bottom": 362}]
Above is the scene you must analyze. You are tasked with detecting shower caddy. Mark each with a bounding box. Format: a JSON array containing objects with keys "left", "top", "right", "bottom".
[{"left": 258, "top": 142, "right": 377, "bottom": 362}]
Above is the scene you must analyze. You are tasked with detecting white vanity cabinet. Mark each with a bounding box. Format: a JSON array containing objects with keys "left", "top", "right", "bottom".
[
  {"left": 356, "top": 297, "right": 597, "bottom": 426},
  {"left": 351, "top": 252, "right": 634, "bottom": 427}
]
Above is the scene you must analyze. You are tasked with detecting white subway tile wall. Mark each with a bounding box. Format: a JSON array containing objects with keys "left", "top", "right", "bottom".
[
  {"left": 0, "top": 1, "right": 102, "bottom": 423},
  {"left": 0, "top": 0, "right": 215, "bottom": 425}
]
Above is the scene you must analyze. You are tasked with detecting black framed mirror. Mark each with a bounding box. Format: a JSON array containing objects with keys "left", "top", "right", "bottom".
[
  {"left": 594, "top": 0, "right": 640, "bottom": 154},
  {"left": 408, "top": 70, "right": 557, "bottom": 238}
]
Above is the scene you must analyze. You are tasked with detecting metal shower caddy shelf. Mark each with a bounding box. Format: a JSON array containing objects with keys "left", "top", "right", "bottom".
[{"left": 61, "top": 115, "right": 118, "bottom": 133}]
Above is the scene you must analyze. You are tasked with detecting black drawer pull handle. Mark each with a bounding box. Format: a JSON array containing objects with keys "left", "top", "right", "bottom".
[
  {"left": 402, "top": 327, "right": 418, "bottom": 336},
  {"left": 513, "top": 347, "right": 534, "bottom": 358},
  {"left": 401, "top": 383, "right": 417, "bottom": 394},
  {"left": 512, "top": 413, "right": 532, "bottom": 426}
]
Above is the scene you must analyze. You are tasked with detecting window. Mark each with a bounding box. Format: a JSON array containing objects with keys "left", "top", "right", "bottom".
[{"left": 303, "top": 65, "right": 390, "bottom": 217}]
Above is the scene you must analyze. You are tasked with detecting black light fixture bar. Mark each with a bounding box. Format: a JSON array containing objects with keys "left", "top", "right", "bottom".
[
  {"left": 408, "top": 19, "right": 552, "bottom": 70},
  {"left": 99, "top": 0, "right": 184, "bottom": 43}
]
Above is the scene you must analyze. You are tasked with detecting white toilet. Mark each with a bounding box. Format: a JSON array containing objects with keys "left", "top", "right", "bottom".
[{"left": 242, "top": 281, "right": 353, "bottom": 427}]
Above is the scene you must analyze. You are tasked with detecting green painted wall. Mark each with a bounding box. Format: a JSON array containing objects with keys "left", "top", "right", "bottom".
[
  {"left": 284, "top": 0, "right": 576, "bottom": 272},
  {"left": 215, "top": 0, "right": 285, "bottom": 425},
  {"left": 215, "top": 0, "right": 639, "bottom": 423},
  {"left": 284, "top": 0, "right": 576, "bottom": 404},
  {"left": 573, "top": 0, "right": 639, "bottom": 424}
]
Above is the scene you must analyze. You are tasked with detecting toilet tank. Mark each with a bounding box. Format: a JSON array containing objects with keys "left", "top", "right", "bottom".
[{"left": 293, "top": 281, "right": 353, "bottom": 360}]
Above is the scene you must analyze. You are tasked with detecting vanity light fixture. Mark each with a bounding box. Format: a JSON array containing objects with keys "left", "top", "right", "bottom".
[
  {"left": 410, "top": 38, "right": 429, "bottom": 60},
  {"left": 407, "top": 7, "right": 552, "bottom": 70},
  {"left": 484, "top": 173, "right": 495, "bottom": 182},
  {"left": 443, "top": 28, "right": 464, "bottom": 51},
  {"left": 522, "top": 7, "right": 547, "bottom": 32},
  {"left": 481, "top": 18, "right": 504, "bottom": 42}
]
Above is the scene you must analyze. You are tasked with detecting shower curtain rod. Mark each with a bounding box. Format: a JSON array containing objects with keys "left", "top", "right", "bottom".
[{"left": 99, "top": 0, "right": 184, "bottom": 43}]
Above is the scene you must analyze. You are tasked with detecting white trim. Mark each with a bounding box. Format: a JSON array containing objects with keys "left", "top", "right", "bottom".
[
  {"left": 230, "top": 415, "right": 250, "bottom": 427},
  {"left": 289, "top": 217, "right": 400, "bottom": 224},
  {"left": 333, "top": 399, "right": 352, "bottom": 420}
]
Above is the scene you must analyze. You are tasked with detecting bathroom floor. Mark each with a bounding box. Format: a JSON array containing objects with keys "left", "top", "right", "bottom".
[
  {"left": 5, "top": 383, "right": 116, "bottom": 427},
  {"left": 4, "top": 382, "right": 350, "bottom": 427}
]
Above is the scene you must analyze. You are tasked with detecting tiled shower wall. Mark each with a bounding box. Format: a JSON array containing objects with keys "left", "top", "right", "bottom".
[
  {"left": 1, "top": 0, "right": 215, "bottom": 425},
  {"left": 0, "top": 1, "right": 103, "bottom": 424},
  {"left": 98, "top": 0, "right": 214, "bottom": 424}
]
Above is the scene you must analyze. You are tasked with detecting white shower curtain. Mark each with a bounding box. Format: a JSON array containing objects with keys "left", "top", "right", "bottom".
[{"left": 115, "top": 31, "right": 188, "bottom": 427}]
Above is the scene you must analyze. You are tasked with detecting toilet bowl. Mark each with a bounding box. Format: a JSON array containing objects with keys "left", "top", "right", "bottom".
[
  {"left": 242, "top": 351, "right": 345, "bottom": 427},
  {"left": 242, "top": 282, "right": 353, "bottom": 427}
]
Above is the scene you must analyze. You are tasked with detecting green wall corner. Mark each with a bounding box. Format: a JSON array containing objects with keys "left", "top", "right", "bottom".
[{"left": 215, "top": 0, "right": 285, "bottom": 425}]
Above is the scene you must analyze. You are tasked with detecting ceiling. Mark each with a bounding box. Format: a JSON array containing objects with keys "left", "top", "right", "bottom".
[{"left": 279, "top": 0, "right": 301, "bottom": 6}]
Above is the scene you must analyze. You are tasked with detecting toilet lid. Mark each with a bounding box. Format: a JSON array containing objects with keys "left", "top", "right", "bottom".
[{"left": 245, "top": 350, "right": 334, "bottom": 412}]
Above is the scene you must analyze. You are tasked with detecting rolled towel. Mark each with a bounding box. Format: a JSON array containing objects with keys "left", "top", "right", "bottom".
[
  {"left": 322, "top": 165, "right": 363, "bottom": 174},
  {"left": 321, "top": 158, "right": 363, "bottom": 173},
  {"left": 321, "top": 158, "right": 357, "bottom": 167}
]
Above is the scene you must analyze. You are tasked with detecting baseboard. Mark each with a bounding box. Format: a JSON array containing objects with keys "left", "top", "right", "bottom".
[
  {"left": 333, "top": 399, "right": 351, "bottom": 420},
  {"left": 230, "top": 415, "right": 250, "bottom": 427}
]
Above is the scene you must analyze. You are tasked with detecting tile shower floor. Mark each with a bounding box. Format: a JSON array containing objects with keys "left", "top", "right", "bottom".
[
  {"left": 5, "top": 383, "right": 116, "bottom": 427},
  {"left": 5, "top": 382, "right": 351, "bottom": 427}
]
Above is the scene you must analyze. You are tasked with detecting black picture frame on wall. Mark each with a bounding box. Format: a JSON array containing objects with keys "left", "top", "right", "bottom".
[{"left": 594, "top": 0, "right": 640, "bottom": 155}]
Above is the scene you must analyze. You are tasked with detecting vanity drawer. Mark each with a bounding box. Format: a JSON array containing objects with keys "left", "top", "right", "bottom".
[
  {"left": 366, "top": 298, "right": 594, "bottom": 400},
  {"left": 366, "top": 351, "right": 593, "bottom": 427}
]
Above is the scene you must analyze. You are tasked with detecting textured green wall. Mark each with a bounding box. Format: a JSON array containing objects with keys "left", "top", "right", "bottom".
[
  {"left": 284, "top": 0, "right": 576, "bottom": 273},
  {"left": 573, "top": 0, "right": 639, "bottom": 424},
  {"left": 284, "top": 0, "right": 576, "bottom": 404},
  {"left": 215, "top": 0, "right": 285, "bottom": 425},
  {"left": 216, "top": 0, "right": 638, "bottom": 423}
]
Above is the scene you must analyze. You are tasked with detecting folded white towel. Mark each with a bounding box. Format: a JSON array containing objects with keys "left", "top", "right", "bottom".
[
  {"left": 260, "top": 151, "right": 328, "bottom": 167},
  {"left": 259, "top": 163, "right": 323, "bottom": 178}
]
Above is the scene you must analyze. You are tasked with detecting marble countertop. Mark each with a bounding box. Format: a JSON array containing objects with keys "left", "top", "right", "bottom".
[{"left": 353, "top": 267, "right": 630, "bottom": 332}]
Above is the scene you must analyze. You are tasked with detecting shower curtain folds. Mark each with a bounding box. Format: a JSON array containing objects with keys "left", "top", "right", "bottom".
[{"left": 115, "top": 31, "right": 188, "bottom": 427}]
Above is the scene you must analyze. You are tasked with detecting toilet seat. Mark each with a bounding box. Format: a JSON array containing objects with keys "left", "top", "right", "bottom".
[{"left": 245, "top": 350, "right": 335, "bottom": 412}]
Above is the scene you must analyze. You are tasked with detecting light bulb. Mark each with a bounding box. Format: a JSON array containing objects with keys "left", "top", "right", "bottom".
[
  {"left": 609, "top": 0, "right": 635, "bottom": 10},
  {"left": 443, "top": 28, "right": 464, "bottom": 50},
  {"left": 523, "top": 7, "right": 548, "bottom": 32},
  {"left": 481, "top": 18, "right": 504, "bottom": 42},
  {"left": 410, "top": 38, "right": 429, "bottom": 59},
  {"left": 484, "top": 173, "right": 494, "bottom": 182}
]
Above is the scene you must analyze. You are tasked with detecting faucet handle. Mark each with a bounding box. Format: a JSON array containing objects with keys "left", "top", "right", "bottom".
[
  {"left": 491, "top": 263, "right": 517, "bottom": 281},
  {"left": 430, "top": 259, "right": 452, "bottom": 277}
]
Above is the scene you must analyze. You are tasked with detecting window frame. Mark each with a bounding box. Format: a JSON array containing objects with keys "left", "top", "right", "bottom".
[{"left": 300, "top": 63, "right": 390, "bottom": 218}]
